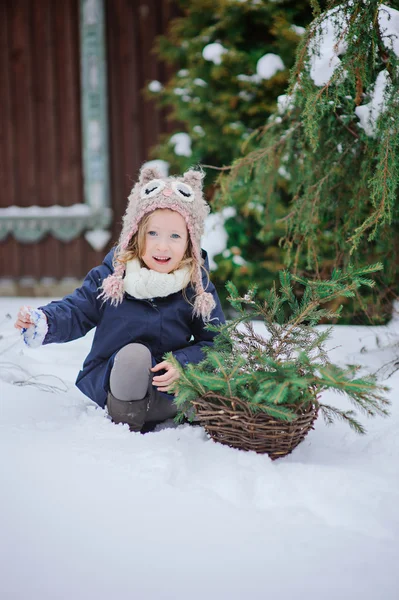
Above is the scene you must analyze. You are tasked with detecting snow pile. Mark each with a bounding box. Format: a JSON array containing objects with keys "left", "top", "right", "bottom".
[
  {"left": 202, "top": 42, "right": 228, "bottom": 65},
  {"left": 193, "top": 78, "right": 207, "bottom": 87},
  {"left": 237, "top": 54, "right": 285, "bottom": 85},
  {"left": 379, "top": 4, "right": 399, "bottom": 57},
  {"left": 277, "top": 93, "right": 295, "bottom": 114},
  {"left": 308, "top": 7, "right": 347, "bottom": 87},
  {"left": 193, "top": 125, "right": 205, "bottom": 136},
  {"left": 173, "top": 87, "right": 190, "bottom": 96},
  {"left": 148, "top": 80, "right": 163, "bottom": 93},
  {"left": 202, "top": 207, "right": 237, "bottom": 270},
  {"left": 237, "top": 73, "right": 259, "bottom": 82},
  {"left": 256, "top": 53, "right": 285, "bottom": 80},
  {"left": 291, "top": 24, "right": 306, "bottom": 36},
  {"left": 355, "top": 70, "right": 391, "bottom": 137},
  {"left": 169, "top": 132, "right": 192, "bottom": 157}
]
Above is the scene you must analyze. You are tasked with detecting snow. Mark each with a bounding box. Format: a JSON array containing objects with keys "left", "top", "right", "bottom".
[
  {"left": 237, "top": 73, "right": 259, "bottom": 82},
  {"left": 0, "top": 298, "right": 398, "bottom": 599},
  {"left": 308, "top": 7, "right": 347, "bottom": 87},
  {"left": 169, "top": 133, "right": 192, "bottom": 157},
  {"left": 277, "top": 93, "right": 295, "bottom": 114},
  {"left": 238, "top": 90, "right": 254, "bottom": 101},
  {"left": 238, "top": 56, "right": 289, "bottom": 85},
  {"left": 355, "top": 70, "right": 391, "bottom": 137},
  {"left": 173, "top": 87, "right": 190, "bottom": 96},
  {"left": 309, "top": 4, "right": 399, "bottom": 87},
  {"left": 306, "top": 3, "right": 398, "bottom": 137},
  {"left": 232, "top": 255, "right": 247, "bottom": 266},
  {"left": 202, "top": 208, "right": 237, "bottom": 270},
  {"left": 278, "top": 165, "right": 291, "bottom": 180},
  {"left": 291, "top": 24, "right": 306, "bottom": 36},
  {"left": 193, "top": 125, "right": 205, "bottom": 136},
  {"left": 0, "top": 204, "right": 91, "bottom": 217},
  {"left": 202, "top": 42, "right": 228, "bottom": 65},
  {"left": 256, "top": 53, "right": 285, "bottom": 80},
  {"left": 148, "top": 80, "right": 163, "bottom": 93},
  {"left": 193, "top": 78, "right": 207, "bottom": 87},
  {"left": 379, "top": 4, "right": 399, "bottom": 57}
]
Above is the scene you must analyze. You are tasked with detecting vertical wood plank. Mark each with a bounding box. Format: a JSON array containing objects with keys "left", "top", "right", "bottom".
[
  {"left": 6, "top": 0, "right": 37, "bottom": 277},
  {"left": 24, "top": 0, "right": 41, "bottom": 281},
  {"left": 53, "top": 0, "right": 80, "bottom": 208},
  {"left": 31, "top": 0, "right": 59, "bottom": 279},
  {"left": 60, "top": 0, "right": 85, "bottom": 280},
  {"left": 0, "top": 1, "right": 16, "bottom": 210},
  {"left": 31, "top": 0, "right": 58, "bottom": 209},
  {"left": 105, "top": 0, "right": 121, "bottom": 241},
  {"left": 138, "top": 0, "right": 162, "bottom": 154},
  {"left": 8, "top": 0, "right": 37, "bottom": 208}
]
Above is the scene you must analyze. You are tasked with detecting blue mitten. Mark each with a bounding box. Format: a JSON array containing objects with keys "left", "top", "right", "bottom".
[{"left": 20, "top": 307, "right": 48, "bottom": 348}]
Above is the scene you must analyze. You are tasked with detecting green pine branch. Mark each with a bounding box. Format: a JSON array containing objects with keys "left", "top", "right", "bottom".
[{"left": 169, "top": 268, "right": 390, "bottom": 434}]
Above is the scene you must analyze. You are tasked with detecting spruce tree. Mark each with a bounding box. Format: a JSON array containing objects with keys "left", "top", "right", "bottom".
[{"left": 215, "top": 0, "right": 399, "bottom": 323}]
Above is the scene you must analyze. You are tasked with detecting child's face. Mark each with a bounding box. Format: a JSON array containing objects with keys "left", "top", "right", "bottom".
[{"left": 141, "top": 209, "right": 188, "bottom": 273}]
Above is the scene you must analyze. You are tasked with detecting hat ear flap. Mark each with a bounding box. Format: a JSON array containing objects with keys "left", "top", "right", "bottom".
[
  {"left": 139, "top": 165, "right": 162, "bottom": 185},
  {"left": 182, "top": 168, "right": 204, "bottom": 190}
]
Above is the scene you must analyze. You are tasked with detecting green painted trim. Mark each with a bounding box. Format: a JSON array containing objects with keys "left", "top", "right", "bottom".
[{"left": 80, "top": 0, "right": 111, "bottom": 221}]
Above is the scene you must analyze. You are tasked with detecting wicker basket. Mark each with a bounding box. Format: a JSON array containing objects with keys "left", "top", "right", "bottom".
[{"left": 192, "top": 392, "right": 319, "bottom": 460}]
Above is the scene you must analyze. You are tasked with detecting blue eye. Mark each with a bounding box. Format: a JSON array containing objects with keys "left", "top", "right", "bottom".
[
  {"left": 171, "top": 233, "right": 181, "bottom": 239},
  {"left": 148, "top": 230, "right": 157, "bottom": 236}
]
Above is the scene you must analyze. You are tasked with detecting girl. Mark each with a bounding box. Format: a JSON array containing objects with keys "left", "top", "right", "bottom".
[{"left": 14, "top": 165, "right": 225, "bottom": 432}]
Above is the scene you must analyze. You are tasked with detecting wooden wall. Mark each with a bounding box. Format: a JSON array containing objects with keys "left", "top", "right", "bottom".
[
  {"left": 106, "top": 0, "right": 179, "bottom": 240},
  {"left": 0, "top": 0, "right": 103, "bottom": 280},
  {"left": 0, "top": 0, "right": 178, "bottom": 282}
]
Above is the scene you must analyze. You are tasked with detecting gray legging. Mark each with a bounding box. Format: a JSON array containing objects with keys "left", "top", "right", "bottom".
[{"left": 107, "top": 343, "right": 177, "bottom": 431}]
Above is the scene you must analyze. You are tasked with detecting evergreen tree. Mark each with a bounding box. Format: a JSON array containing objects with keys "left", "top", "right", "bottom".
[
  {"left": 148, "top": 0, "right": 321, "bottom": 176},
  {"left": 215, "top": 0, "right": 399, "bottom": 323},
  {"left": 168, "top": 264, "right": 390, "bottom": 434}
]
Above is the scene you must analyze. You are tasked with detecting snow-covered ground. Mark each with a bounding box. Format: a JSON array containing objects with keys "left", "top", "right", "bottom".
[{"left": 1, "top": 297, "right": 398, "bottom": 600}]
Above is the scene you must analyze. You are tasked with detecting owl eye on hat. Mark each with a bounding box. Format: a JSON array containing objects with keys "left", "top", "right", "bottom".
[{"left": 98, "top": 164, "right": 215, "bottom": 321}]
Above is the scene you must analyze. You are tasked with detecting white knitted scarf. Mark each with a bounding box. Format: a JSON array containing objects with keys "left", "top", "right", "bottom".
[{"left": 123, "top": 258, "right": 191, "bottom": 299}]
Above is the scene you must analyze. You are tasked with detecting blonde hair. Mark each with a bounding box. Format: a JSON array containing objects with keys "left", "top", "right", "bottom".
[{"left": 115, "top": 209, "right": 205, "bottom": 299}]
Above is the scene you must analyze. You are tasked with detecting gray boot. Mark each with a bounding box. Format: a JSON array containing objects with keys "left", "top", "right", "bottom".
[{"left": 106, "top": 392, "right": 149, "bottom": 432}]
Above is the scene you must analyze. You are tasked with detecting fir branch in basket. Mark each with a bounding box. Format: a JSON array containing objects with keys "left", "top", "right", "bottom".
[{"left": 167, "top": 265, "right": 390, "bottom": 434}]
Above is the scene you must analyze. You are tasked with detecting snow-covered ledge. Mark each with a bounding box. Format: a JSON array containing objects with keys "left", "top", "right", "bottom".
[
  {"left": 0, "top": 205, "right": 112, "bottom": 246},
  {"left": 0, "top": 0, "right": 112, "bottom": 251}
]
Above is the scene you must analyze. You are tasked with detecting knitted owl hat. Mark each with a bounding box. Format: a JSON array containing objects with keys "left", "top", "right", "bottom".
[{"left": 100, "top": 164, "right": 216, "bottom": 320}]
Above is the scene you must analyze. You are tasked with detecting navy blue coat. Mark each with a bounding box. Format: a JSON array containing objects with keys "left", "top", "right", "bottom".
[{"left": 39, "top": 249, "right": 225, "bottom": 408}]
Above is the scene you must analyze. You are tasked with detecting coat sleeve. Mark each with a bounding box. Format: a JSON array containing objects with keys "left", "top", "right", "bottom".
[
  {"left": 38, "top": 250, "right": 114, "bottom": 345},
  {"left": 172, "top": 251, "right": 226, "bottom": 366}
]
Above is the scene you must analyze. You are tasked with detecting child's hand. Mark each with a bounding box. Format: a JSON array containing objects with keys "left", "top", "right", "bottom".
[
  {"left": 151, "top": 361, "right": 180, "bottom": 393},
  {"left": 14, "top": 306, "right": 34, "bottom": 330}
]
